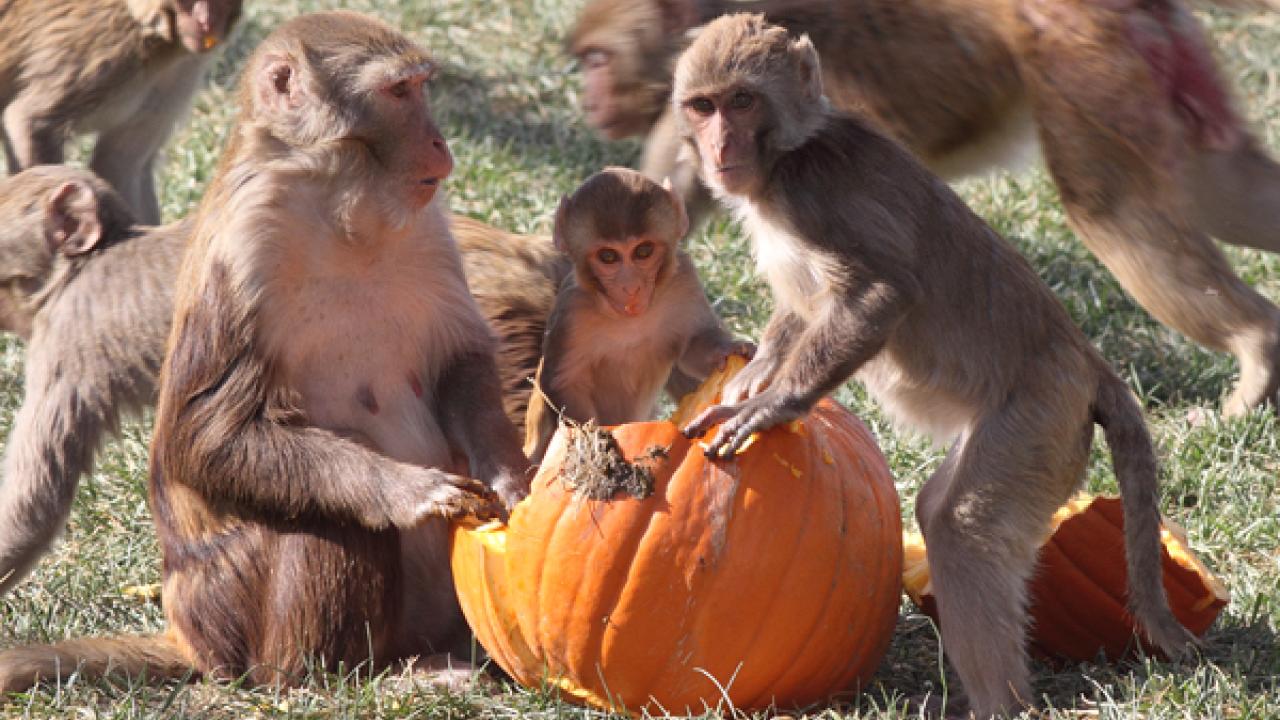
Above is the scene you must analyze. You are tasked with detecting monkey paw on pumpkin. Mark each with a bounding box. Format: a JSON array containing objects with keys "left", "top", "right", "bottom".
[{"left": 449, "top": 356, "right": 904, "bottom": 715}]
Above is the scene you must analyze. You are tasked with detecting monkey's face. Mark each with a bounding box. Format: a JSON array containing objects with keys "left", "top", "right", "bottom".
[
  {"left": 586, "top": 235, "right": 667, "bottom": 318},
  {"left": 680, "top": 87, "right": 765, "bottom": 197},
  {"left": 174, "top": 0, "right": 241, "bottom": 54},
  {"left": 366, "top": 70, "right": 455, "bottom": 209},
  {"left": 574, "top": 47, "right": 661, "bottom": 139}
]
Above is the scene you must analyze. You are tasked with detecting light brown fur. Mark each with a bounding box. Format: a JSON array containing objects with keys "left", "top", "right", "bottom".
[
  {"left": 0, "top": 12, "right": 529, "bottom": 691},
  {"left": 675, "top": 15, "right": 1196, "bottom": 717},
  {"left": 570, "top": 0, "right": 1280, "bottom": 415},
  {"left": 0, "top": 0, "right": 241, "bottom": 224},
  {"left": 0, "top": 166, "right": 183, "bottom": 597}
]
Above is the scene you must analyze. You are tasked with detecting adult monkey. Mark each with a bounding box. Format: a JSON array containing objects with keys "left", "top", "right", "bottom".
[
  {"left": 0, "top": 0, "right": 243, "bottom": 224},
  {"left": 0, "top": 170, "right": 557, "bottom": 601},
  {"left": 673, "top": 14, "right": 1194, "bottom": 717},
  {"left": 568, "top": 0, "right": 1280, "bottom": 416},
  {"left": 0, "top": 11, "right": 529, "bottom": 691}
]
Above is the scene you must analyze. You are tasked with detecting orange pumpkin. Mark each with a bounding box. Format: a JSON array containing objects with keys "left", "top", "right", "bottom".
[
  {"left": 450, "top": 357, "right": 903, "bottom": 715},
  {"left": 902, "top": 493, "right": 1228, "bottom": 661}
]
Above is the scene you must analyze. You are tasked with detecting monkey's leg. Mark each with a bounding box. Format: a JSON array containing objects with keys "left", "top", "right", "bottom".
[
  {"left": 1014, "top": 2, "right": 1280, "bottom": 414},
  {"left": 1071, "top": 208, "right": 1280, "bottom": 415},
  {"left": 90, "top": 60, "right": 204, "bottom": 225},
  {"left": 1190, "top": 138, "right": 1280, "bottom": 253},
  {"left": 1, "top": 97, "right": 64, "bottom": 168},
  {"left": 91, "top": 124, "right": 165, "bottom": 226},
  {"left": 391, "top": 521, "right": 479, "bottom": 688},
  {"left": 915, "top": 399, "right": 1091, "bottom": 717}
]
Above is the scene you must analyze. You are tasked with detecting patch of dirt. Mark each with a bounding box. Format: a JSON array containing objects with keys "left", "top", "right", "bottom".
[{"left": 558, "top": 421, "right": 669, "bottom": 500}]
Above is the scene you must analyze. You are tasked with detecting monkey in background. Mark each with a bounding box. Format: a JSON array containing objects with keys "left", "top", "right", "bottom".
[
  {"left": 568, "top": 0, "right": 1280, "bottom": 417},
  {"left": 0, "top": 0, "right": 242, "bottom": 224},
  {"left": 673, "top": 14, "right": 1195, "bottom": 716},
  {"left": 524, "top": 167, "right": 749, "bottom": 463},
  {"left": 0, "top": 165, "right": 184, "bottom": 597},
  {"left": 0, "top": 11, "right": 534, "bottom": 690}
]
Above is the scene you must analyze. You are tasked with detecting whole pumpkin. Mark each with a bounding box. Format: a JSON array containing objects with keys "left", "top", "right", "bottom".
[
  {"left": 902, "top": 493, "right": 1228, "bottom": 661},
  {"left": 450, "top": 358, "right": 903, "bottom": 715}
]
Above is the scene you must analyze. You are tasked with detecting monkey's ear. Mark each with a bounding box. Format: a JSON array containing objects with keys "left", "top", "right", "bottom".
[
  {"left": 255, "top": 53, "right": 309, "bottom": 115},
  {"left": 44, "top": 182, "right": 103, "bottom": 256},
  {"left": 663, "top": 178, "right": 690, "bottom": 239},
  {"left": 790, "top": 34, "right": 824, "bottom": 103},
  {"left": 552, "top": 195, "right": 571, "bottom": 253}
]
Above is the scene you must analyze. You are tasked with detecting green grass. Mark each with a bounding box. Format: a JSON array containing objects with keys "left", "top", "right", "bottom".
[{"left": 1, "top": 1, "right": 1278, "bottom": 717}]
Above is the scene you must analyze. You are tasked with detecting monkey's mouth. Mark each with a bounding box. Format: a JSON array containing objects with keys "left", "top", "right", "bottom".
[{"left": 420, "top": 178, "right": 440, "bottom": 186}]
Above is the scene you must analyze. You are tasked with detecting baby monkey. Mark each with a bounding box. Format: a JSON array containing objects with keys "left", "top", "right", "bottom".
[{"left": 525, "top": 167, "right": 749, "bottom": 462}]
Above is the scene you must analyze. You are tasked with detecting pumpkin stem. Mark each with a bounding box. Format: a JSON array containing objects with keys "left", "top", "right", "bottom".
[{"left": 560, "top": 421, "right": 668, "bottom": 500}]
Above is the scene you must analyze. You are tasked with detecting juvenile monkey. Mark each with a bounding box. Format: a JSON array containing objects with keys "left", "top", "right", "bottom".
[
  {"left": 0, "top": 165, "right": 184, "bottom": 597},
  {"left": 525, "top": 167, "right": 747, "bottom": 463},
  {"left": 0, "top": 12, "right": 528, "bottom": 691},
  {"left": 569, "top": 0, "right": 1280, "bottom": 416},
  {"left": 673, "top": 15, "right": 1195, "bottom": 716},
  {"left": 0, "top": 0, "right": 242, "bottom": 223}
]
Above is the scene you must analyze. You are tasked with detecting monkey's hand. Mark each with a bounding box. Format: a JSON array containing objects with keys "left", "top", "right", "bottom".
[
  {"left": 384, "top": 468, "right": 504, "bottom": 528},
  {"left": 682, "top": 390, "right": 809, "bottom": 458},
  {"left": 720, "top": 352, "right": 776, "bottom": 405}
]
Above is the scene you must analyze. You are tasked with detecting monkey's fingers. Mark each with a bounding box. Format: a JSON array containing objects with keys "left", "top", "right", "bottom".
[
  {"left": 681, "top": 403, "right": 740, "bottom": 440},
  {"left": 413, "top": 473, "right": 504, "bottom": 524}
]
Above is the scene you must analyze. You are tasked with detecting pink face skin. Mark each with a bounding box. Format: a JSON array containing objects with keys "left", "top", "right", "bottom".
[
  {"left": 373, "top": 71, "right": 454, "bottom": 209},
  {"left": 681, "top": 87, "right": 764, "bottom": 197},
  {"left": 174, "top": 0, "right": 239, "bottom": 54},
  {"left": 589, "top": 235, "right": 666, "bottom": 317}
]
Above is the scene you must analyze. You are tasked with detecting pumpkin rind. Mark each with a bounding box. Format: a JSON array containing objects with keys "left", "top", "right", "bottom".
[
  {"left": 451, "top": 363, "right": 903, "bottom": 715},
  {"left": 901, "top": 493, "right": 1228, "bottom": 661}
]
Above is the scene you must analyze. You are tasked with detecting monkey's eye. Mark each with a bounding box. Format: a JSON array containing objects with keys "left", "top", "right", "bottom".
[
  {"left": 728, "top": 91, "right": 754, "bottom": 110},
  {"left": 388, "top": 81, "right": 411, "bottom": 99},
  {"left": 633, "top": 241, "right": 655, "bottom": 260},
  {"left": 582, "top": 49, "right": 609, "bottom": 69},
  {"left": 687, "top": 97, "right": 715, "bottom": 116},
  {"left": 597, "top": 248, "right": 622, "bottom": 264}
]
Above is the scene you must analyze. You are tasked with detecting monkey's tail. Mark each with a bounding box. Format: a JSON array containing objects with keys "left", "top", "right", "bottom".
[
  {"left": 1092, "top": 374, "right": 1198, "bottom": 657},
  {"left": 0, "top": 630, "right": 196, "bottom": 693}
]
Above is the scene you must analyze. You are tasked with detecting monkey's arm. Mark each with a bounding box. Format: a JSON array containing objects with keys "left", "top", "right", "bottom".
[
  {"left": 685, "top": 268, "right": 920, "bottom": 456},
  {"left": 154, "top": 305, "right": 498, "bottom": 529},
  {"left": 0, "top": 360, "right": 121, "bottom": 595},
  {"left": 525, "top": 291, "right": 599, "bottom": 463},
  {"left": 437, "top": 351, "right": 532, "bottom": 509},
  {"left": 719, "top": 309, "right": 804, "bottom": 405},
  {"left": 676, "top": 320, "right": 755, "bottom": 383}
]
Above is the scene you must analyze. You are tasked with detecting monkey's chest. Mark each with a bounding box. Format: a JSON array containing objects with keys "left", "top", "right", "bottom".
[
  {"left": 561, "top": 321, "right": 679, "bottom": 424},
  {"left": 262, "top": 269, "right": 466, "bottom": 469}
]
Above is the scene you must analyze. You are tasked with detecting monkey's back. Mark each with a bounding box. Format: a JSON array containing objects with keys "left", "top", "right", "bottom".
[{"left": 778, "top": 115, "right": 1101, "bottom": 420}]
